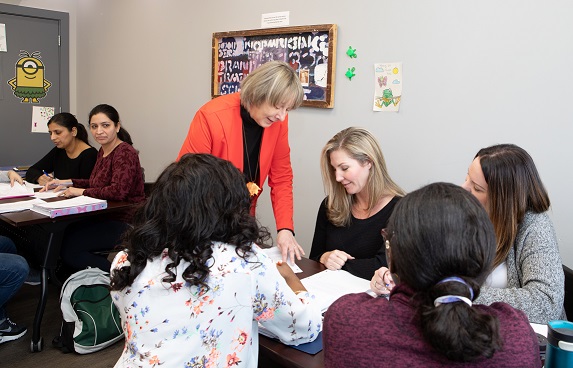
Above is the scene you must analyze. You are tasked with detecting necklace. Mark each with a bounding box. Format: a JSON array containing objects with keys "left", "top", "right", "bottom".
[{"left": 242, "top": 123, "right": 261, "bottom": 197}]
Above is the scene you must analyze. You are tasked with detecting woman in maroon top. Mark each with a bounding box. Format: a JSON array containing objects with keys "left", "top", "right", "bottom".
[
  {"left": 323, "top": 183, "right": 540, "bottom": 368},
  {"left": 45, "top": 104, "right": 145, "bottom": 272}
]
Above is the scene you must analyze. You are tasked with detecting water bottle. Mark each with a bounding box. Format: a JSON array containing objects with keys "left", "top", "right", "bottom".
[{"left": 545, "top": 320, "right": 573, "bottom": 368}]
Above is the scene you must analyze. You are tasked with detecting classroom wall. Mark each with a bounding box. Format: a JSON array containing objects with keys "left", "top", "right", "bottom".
[{"left": 3, "top": 0, "right": 573, "bottom": 267}]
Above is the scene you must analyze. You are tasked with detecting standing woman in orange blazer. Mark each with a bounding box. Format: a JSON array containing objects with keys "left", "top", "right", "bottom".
[{"left": 177, "top": 61, "right": 304, "bottom": 264}]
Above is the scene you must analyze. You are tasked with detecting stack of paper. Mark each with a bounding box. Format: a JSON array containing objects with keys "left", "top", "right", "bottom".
[
  {"left": 0, "top": 182, "right": 34, "bottom": 199},
  {"left": 0, "top": 198, "right": 46, "bottom": 214},
  {"left": 30, "top": 196, "right": 107, "bottom": 218}
]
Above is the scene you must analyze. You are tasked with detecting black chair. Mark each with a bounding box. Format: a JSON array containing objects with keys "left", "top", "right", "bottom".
[
  {"left": 563, "top": 264, "right": 573, "bottom": 320},
  {"left": 144, "top": 182, "right": 154, "bottom": 198}
]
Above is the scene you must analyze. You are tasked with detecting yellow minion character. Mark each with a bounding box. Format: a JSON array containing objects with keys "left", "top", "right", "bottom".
[{"left": 7, "top": 50, "right": 52, "bottom": 103}]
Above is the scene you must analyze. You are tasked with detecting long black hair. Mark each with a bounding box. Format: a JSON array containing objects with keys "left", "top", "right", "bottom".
[
  {"left": 387, "top": 182, "right": 501, "bottom": 361},
  {"left": 88, "top": 104, "right": 133, "bottom": 145},
  {"left": 110, "top": 153, "right": 271, "bottom": 291},
  {"left": 47, "top": 112, "right": 90, "bottom": 145}
]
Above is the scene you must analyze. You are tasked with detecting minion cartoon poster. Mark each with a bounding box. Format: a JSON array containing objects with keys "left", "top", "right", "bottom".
[
  {"left": 7, "top": 50, "right": 52, "bottom": 103},
  {"left": 373, "top": 62, "right": 402, "bottom": 112}
]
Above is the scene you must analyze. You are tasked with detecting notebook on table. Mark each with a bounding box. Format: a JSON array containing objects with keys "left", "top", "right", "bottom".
[{"left": 30, "top": 196, "right": 107, "bottom": 218}]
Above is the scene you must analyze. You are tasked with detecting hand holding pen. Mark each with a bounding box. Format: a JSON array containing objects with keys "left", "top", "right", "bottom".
[
  {"left": 370, "top": 266, "right": 396, "bottom": 296},
  {"left": 37, "top": 170, "right": 54, "bottom": 187}
]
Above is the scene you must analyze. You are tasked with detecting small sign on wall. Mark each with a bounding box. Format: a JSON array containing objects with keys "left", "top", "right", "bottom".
[
  {"left": 0, "top": 23, "right": 7, "bottom": 52},
  {"left": 261, "top": 11, "right": 289, "bottom": 28},
  {"left": 31, "top": 106, "right": 54, "bottom": 133},
  {"left": 373, "top": 62, "right": 402, "bottom": 112}
]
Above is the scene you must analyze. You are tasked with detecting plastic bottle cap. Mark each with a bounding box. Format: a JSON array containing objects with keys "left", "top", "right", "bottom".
[{"left": 558, "top": 340, "right": 573, "bottom": 352}]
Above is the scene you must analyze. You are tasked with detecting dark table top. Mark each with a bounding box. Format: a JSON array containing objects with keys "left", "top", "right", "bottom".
[{"left": 0, "top": 195, "right": 134, "bottom": 227}]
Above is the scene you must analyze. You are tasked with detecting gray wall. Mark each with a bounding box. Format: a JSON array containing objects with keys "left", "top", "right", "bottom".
[{"left": 3, "top": 0, "right": 573, "bottom": 268}]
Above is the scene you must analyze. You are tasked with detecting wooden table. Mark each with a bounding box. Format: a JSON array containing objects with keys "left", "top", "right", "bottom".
[
  {"left": 258, "top": 257, "right": 327, "bottom": 368},
  {"left": 0, "top": 196, "right": 134, "bottom": 352}
]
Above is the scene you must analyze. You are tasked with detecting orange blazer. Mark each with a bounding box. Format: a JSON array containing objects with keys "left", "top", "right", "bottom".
[{"left": 177, "top": 93, "right": 294, "bottom": 231}]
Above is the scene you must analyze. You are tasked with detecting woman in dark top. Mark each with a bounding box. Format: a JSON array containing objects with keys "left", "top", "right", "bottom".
[
  {"left": 323, "top": 183, "right": 540, "bottom": 368},
  {"left": 44, "top": 104, "right": 145, "bottom": 272},
  {"left": 310, "top": 127, "right": 405, "bottom": 280},
  {"left": 26, "top": 113, "right": 97, "bottom": 186}
]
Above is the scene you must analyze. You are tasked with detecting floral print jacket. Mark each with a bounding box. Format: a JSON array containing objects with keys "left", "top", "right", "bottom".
[{"left": 110, "top": 243, "right": 322, "bottom": 368}]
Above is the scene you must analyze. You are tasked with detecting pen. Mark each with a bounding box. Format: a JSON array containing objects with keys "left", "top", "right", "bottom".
[{"left": 42, "top": 170, "right": 54, "bottom": 179}]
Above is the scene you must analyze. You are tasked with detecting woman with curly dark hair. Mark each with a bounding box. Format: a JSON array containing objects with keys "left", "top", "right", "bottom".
[
  {"left": 110, "top": 153, "right": 321, "bottom": 368},
  {"left": 324, "top": 183, "right": 540, "bottom": 367}
]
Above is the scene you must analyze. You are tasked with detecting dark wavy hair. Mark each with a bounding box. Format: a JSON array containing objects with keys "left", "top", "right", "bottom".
[
  {"left": 88, "top": 104, "right": 133, "bottom": 145},
  {"left": 110, "top": 153, "right": 271, "bottom": 291},
  {"left": 387, "top": 182, "right": 502, "bottom": 362},
  {"left": 47, "top": 112, "right": 90, "bottom": 145}
]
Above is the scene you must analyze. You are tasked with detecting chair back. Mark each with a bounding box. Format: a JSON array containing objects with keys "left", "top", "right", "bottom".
[
  {"left": 143, "top": 182, "right": 154, "bottom": 198},
  {"left": 563, "top": 265, "right": 573, "bottom": 321}
]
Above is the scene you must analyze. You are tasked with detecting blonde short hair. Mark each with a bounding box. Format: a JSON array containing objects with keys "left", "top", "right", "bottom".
[{"left": 240, "top": 61, "right": 304, "bottom": 110}]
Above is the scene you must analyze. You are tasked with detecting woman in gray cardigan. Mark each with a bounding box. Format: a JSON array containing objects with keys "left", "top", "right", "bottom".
[{"left": 462, "top": 144, "right": 564, "bottom": 324}]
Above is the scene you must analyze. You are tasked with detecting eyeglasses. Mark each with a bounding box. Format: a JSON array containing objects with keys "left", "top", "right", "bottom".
[
  {"left": 381, "top": 228, "right": 400, "bottom": 285},
  {"left": 381, "top": 228, "right": 393, "bottom": 264},
  {"left": 381, "top": 228, "right": 393, "bottom": 248}
]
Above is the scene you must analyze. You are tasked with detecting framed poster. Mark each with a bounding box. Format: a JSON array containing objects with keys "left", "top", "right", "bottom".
[{"left": 212, "top": 24, "right": 337, "bottom": 108}]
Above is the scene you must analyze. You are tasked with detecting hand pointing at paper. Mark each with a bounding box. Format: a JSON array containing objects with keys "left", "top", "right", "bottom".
[
  {"left": 40, "top": 178, "right": 72, "bottom": 193},
  {"left": 7, "top": 170, "right": 24, "bottom": 186}
]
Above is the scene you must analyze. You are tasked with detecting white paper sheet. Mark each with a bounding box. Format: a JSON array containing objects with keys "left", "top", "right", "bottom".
[
  {"left": 33, "top": 190, "right": 63, "bottom": 199},
  {"left": 0, "top": 198, "right": 45, "bottom": 213},
  {"left": 259, "top": 246, "right": 303, "bottom": 273},
  {"left": 531, "top": 323, "right": 548, "bottom": 337},
  {"left": 0, "top": 182, "right": 34, "bottom": 199},
  {"left": 301, "top": 269, "right": 371, "bottom": 312},
  {"left": 261, "top": 11, "right": 289, "bottom": 28},
  {"left": 33, "top": 195, "right": 105, "bottom": 209},
  {"left": 25, "top": 182, "right": 43, "bottom": 189},
  {"left": 31, "top": 106, "right": 55, "bottom": 133},
  {"left": 0, "top": 23, "right": 7, "bottom": 52}
]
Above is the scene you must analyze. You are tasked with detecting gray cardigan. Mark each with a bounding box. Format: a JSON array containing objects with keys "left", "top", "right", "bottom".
[{"left": 476, "top": 211, "right": 565, "bottom": 324}]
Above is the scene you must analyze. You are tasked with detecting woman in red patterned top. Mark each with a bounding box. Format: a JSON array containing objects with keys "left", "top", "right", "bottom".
[{"left": 44, "top": 104, "right": 145, "bottom": 272}]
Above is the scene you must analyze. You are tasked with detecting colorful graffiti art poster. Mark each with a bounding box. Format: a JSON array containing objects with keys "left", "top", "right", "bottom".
[
  {"left": 373, "top": 62, "right": 402, "bottom": 112},
  {"left": 216, "top": 32, "right": 330, "bottom": 102}
]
